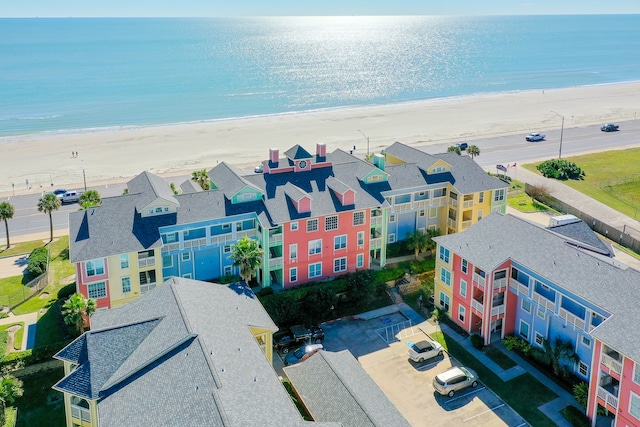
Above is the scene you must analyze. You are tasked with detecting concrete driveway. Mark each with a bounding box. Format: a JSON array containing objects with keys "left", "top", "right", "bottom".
[
  {"left": 320, "top": 310, "right": 527, "bottom": 427},
  {"left": 0, "top": 254, "right": 29, "bottom": 278}
]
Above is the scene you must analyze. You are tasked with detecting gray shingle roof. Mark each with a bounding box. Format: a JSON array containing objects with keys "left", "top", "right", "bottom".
[
  {"left": 434, "top": 213, "right": 640, "bottom": 361},
  {"left": 54, "top": 279, "right": 326, "bottom": 427},
  {"left": 127, "top": 171, "right": 179, "bottom": 210},
  {"left": 548, "top": 221, "right": 613, "bottom": 256},
  {"left": 208, "top": 162, "right": 262, "bottom": 199},
  {"left": 284, "top": 350, "right": 410, "bottom": 427},
  {"left": 285, "top": 144, "right": 313, "bottom": 160}
]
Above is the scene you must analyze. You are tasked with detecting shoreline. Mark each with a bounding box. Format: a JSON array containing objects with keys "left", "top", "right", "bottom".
[{"left": 3, "top": 81, "right": 640, "bottom": 196}]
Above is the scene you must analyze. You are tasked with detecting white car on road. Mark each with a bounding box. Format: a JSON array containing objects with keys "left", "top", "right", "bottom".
[
  {"left": 525, "top": 132, "right": 545, "bottom": 142},
  {"left": 407, "top": 339, "right": 443, "bottom": 363}
]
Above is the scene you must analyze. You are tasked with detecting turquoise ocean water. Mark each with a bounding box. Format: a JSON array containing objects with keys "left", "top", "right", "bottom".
[{"left": 1, "top": 15, "right": 639, "bottom": 137}]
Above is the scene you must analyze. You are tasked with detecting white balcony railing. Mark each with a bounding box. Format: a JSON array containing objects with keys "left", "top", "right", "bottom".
[
  {"left": 414, "top": 200, "right": 428, "bottom": 209},
  {"left": 473, "top": 273, "right": 486, "bottom": 289},
  {"left": 370, "top": 216, "right": 383, "bottom": 226},
  {"left": 238, "top": 229, "right": 257, "bottom": 240},
  {"left": 597, "top": 386, "right": 619, "bottom": 409},
  {"left": 71, "top": 405, "right": 91, "bottom": 422},
  {"left": 210, "top": 232, "right": 234, "bottom": 245},
  {"left": 370, "top": 237, "right": 382, "bottom": 247},
  {"left": 268, "top": 257, "right": 283, "bottom": 268},
  {"left": 461, "top": 220, "right": 473, "bottom": 230},
  {"left": 447, "top": 218, "right": 457, "bottom": 228},
  {"left": 491, "top": 304, "right": 506, "bottom": 317},
  {"left": 493, "top": 277, "right": 508, "bottom": 290},
  {"left": 268, "top": 233, "right": 283, "bottom": 244},
  {"left": 393, "top": 202, "right": 412, "bottom": 212},
  {"left": 431, "top": 196, "right": 446, "bottom": 206},
  {"left": 448, "top": 198, "right": 459, "bottom": 208},
  {"left": 183, "top": 237, "right": 207, "bottom": 249},
  {"left": 138, "top": 257, "right": 156, "bottom": 268},
  {"left": 558, "top": 308, "right": 587, "bottom": 331},
  {"left": 471, "top": 299, "right": 483, "bottom": 314},
  {"left": 601, "top": 353, "right": 623, "bottom": 375},
  {"left": 462, "top": 200, "right": 474, "bottom": 209},
  {"left": 532, "top": 292, "right": 556, "bottom": 312},
  {"left": 509, "top": 278, "right": 530, "bottom": 296},
  {"left": 161, "top": 242, "right": 180, "bottom": 253}
]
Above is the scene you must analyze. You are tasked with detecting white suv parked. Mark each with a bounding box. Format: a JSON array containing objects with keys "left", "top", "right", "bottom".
[{"left": 60, "top": 190, "right": 80, "bottom": 204}]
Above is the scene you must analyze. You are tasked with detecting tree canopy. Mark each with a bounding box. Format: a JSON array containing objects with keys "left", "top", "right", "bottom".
[
  {"left": 79, "top": 189, "right": 101, "bottom": 208},
  {"left": 62, "top": 293, "right": 97, "bottom": 334},
  {"left": 0, "top": 201, "right": 14, "bottom": 249},
  {"left": 229, "top": 237, "right": 263, "bottom": 283},
  {"left": 467, "top": 145, "right": 480, "bottom": 159},
  {"left": 37, "top": 193, "right": 61, "bottom": 242},
  {"left": 191, "top": 169, "right": 211, "bottom": 191}
]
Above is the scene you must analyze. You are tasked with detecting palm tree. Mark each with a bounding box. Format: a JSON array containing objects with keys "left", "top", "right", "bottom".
[
  {"left": 37, "top": 193, "right": 61, "bottom": 242},
  {"left": 405, "top": 230, "right": 431, "bottom": 260},
  {"left": 79, "top": 189, "right": 101, "bottom": 208},
  {"left": 447, "top": 146, "right": 462, "bottom": 155},
  {"left": 0, "top": 202, "right": 14, "bottom": 249},
  {"left": 539, "top": 337, "right": 580, "bottom": 378},
  {"left": 0, "top": 374, "right": 23, "bottom": 425},
  {"left": 62, "top": 293, "right": 96, "bottom": 334},
  {"left": 467, "top": 145, "right": 481, "bottom": 159},
  {"left": 229, "top": 237, "right": 263, "bottom": 283},
  {"left": 191, "top": 169, "right": 211, "bottom": 190}
]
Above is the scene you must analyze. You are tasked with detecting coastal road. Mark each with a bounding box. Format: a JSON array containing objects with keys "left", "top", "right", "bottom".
[{"left": 2, "top": 120, "right": 640, "bottom": 244}]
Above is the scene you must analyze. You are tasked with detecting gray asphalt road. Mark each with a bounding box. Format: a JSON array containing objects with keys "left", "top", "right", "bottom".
[{"left": 2, "top": 120, "right": 639, "bottom": 242}]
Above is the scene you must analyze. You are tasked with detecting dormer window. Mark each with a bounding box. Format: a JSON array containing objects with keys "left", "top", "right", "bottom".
[{"left": 298, "top": 160, "right": 308, "bottom": 169}]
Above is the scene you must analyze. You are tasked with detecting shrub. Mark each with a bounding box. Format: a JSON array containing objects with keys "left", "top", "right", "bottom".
[
  {"left": 470, "top": 334, "right": 484, "bottom": 349},
  {"left": 57, "top": 283, "right": 76, "bottom": 300},
  {"left": 0, "top": 312, "right": 8, "bottom": 320},
  {"left": 302, "top": 287, "right": 337, "bottom": 324},
  {"left": 27, "top": 246, "right": 48, "bottom": 276},
  {"left": 502, "top": 335, "right": 532, "bottom": 355},
  {"left": 527, "top": 184, "right": 550, "bottom": 201},
  {"left": 573, "top": 382, "right": 588, "bottom": 408},
  {"left": 537, "top": 159, "right": 585, "bottom": 180},
  {"left": 432, "top": 307, "right": 446, "bottom": 322},
  {"left": 561, "top": 405, "right": 590, "bottom": 427},
  {"left": 258, "top": 286, "right": 274, "bottom": 297},
  {"left": 374, "top": 282, "right": 388, "bottom": 298},
  {"left": 344, "top": 271, "right": 372, "bottom": 304},
  {"left": 217, "top": 274, "right": 241, "bottom": 284}
]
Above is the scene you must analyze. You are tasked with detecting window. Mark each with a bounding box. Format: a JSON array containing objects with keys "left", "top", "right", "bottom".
[
  {"left": 88, "top": 282, "right": 107, "bottom": 299},
  {"left": 121, "top": 277, "right": 131, "bottom": 293},
  {"left": 461, "top": 259, "right": 468, "bottom": 274},
  {"left": 86, "top": 259, "right": 105, "bottom": 277},
  {"left": 164, "top": 207, "right": 169, "bottom": 212},
  {"left": 120, "top": 254, "right": 129, "bottom": 269},
  {"left": 458, "top": 305, "right": 466, "bottom": 323},
  {"left": 357, "top": 231, "right": 364, "bottom": 246},
  {"left": 494, "top": 189, "right": 506, "bottom": 202},
  {"left": 224, "top": 265, "right": 233, "bottom": 276},
  {"left": 307, "top": 218, "right": 318, "bottom": 232},
  {"left": 634, "top": 362, "right": 640, "bottom": 385},
  {"left": 479, "top": 192, "right": 484, "bottom": 203},
  {"left": 182, "top": 273, "right": 192, "bottom": 279},
  {"left": 237, "top": 192, "right": 256, "bottom": 201},
  {"left": 630, "top": 393, "right": 640, "bottom": 420},
  {"left": 353, "top": 211, "right": 365, "bottom": 225},
  {"left": 460, "top": 279, "right": 467, "bottom": 297},
  {"left": 222, "top": 223, "right": 231, "bottom": 230},
  {"left": 521, "top": 299, "right": 531, "bottom": 313},
  {"left": 388, "top": 233, "right": 396, "bottom": 244},
  {"left": 477, "top": 210, "right": 483, "bottom": 221},
  {"left": 439, "top": 246, "right": 450, "bottom": 263},
  {"left": 155, "top": 207, "right": 163, "bottom": 213},
  {"left": 182, "top": 252, "right": 191, "bottom": 261},
  {"left": 334, "top": 235, "right": 347, "bottom": 250},
  {"left": 535, "top": 332, "right": 544, "bottom": 346},
  {"left": 290, "top": 244, "right": 298, "bottom": 260},
  {"left": 309, "top": 239, "right": 322, "bottom": 255},
  {"left": 162, "top": 255, "right": 173, "bottom": 268},
  {"left": 581, "top": 336, "right": 591, "bottom": 348},
  {"left": 519, "top": 321, "right": 530, "bottom": 339},
  {"left": 389, "top": 214, "right": 396, "bottom": 223},
  {"left": 419, "top": 209, "right": 425, "bottom": 217},
  {"left": 432, "top": 166, "right": 445, "bottom": 173},
  {"left": 148, "top": 208, "right": 154, "bottom": 215},
  {"left": 309, "top": 263, "right": 322, "bottom": 279},
  {"left": 356, "top": 253, "right": 364, "bottom": 268},
  {"left": 223, "top": 245, "right": 231, "bottom": 254},
  {"left": 325, "top": 215, "right": 338, "bottom": 231},
  {"left": 440, "top": 267, "right": 451, "bottom": 286},
  {"left": 334, "top": 257, "right": 347, "bottom": 273},
  {"left": 290, "top": 267, "right": 298, "bottom": 283},
  {"left": 429, "top": 208, "right": 437, "bottom": 218},
  {"left": 290, "top": 221, "right": 299, "bottom": 231},
  {"left": 537, "top": 307, "right": 546, "bottom": 319},
  {"left": 578, "top": 361, "right": 589, "bottom": 377},
  {"left": 164, "top": 232, "right": 178, "bottom": 243},
  {"left": 439, "top": 292, "right": 450, "bottom": 311}
]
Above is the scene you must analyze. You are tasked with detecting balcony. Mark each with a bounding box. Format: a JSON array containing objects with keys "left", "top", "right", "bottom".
[
  {"left": 448, "top": 198, "right": 459, "bottom": 208},
  {"left": 393, "top": 202, "right": 412, "bottom": 212},
  {"left": 238, "top": 229, "right": 257, "bottom": 240},
  {"left": 491, "top": 304, "right": 506, "bottom": 317},
  {"left": 601, "top": 352, "right": 623, "bottom": 375},
  {"left": 138, "top": 257, "right": 156, "bottom": 268},
  {"left": 597, "top": 386, "right": 619, "bottom": 409},
  {"left": 370, "top": 237, "right": 382, "bottom": 247},
  {"left": 471, "top": 299, "right": 483, "bottom": 314},
  {"left": 183, "top": 237, "right": 207, "bottom": 250},
  {"left": 161, "top": 242, "right": 180, "bottom": 253},
  {"left": 71, "top": 404, "right": 91, "bottom": 423},
  {"left": 414, "top": 200, "right": 428, "bottom": 209},
  {"left": 558, "top": 308, "right": 587, "bottom": 331},
  {"left": 447, "top": 217, "right": 457, "bottom": 228},
  {"left": 509, "top": 278, "right": 529, "bottom": 296},
  {"left": 473, "top": 273, "right": 486, "bottom": 289},
  {"left": 268, "top": 233, "right": 283, "bottom": 244},
  {"left": 431, "top": 196, "right": 446, "bottom": 207},
  {"left": 493, "top": 277, "right": 508, "bottom": 290},
  {"left": 370, "top": 216, "right": 383, "bottom": 226},
  {"left": 210, "top": 232, "right": 235, "bottom": 245},
  {"left": 532, "top": 292, "right": 556, "bottom": 312},
  {"left": 461, "top": 220, "right": 473, "bottom": 229},
  {"left": 268, "top": 257, "right": 283, "bottom": 268},
  {"left": 462, "top": 200, "right": 474, "bottom": 209}
]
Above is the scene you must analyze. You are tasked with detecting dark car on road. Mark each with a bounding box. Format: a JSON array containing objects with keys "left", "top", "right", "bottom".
[
  {"left": 601, "top": 123, "right": 619, "bottom": 132},
  {"left": 455, "top": 142, "right": 468, "bottom": 151},
  {"left": 274, "top": 325, "right": 325, "bottom": 354}
]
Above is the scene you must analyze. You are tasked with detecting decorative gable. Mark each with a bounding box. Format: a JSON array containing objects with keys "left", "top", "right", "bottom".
[
  {"left": 326, "top": 177, "right": 355, "bottom": 206},
  {"left": 232, "top": 186, "right": 263, "bottom": 204},
  {"left": 359, "top": 168, "right": 389, "bottom": 184},
  {"left": 426, "top": 159, "right": 451, "bottom": 174},
  {"left": 284, "top": 183, "right": 311, "bottom": 214}
]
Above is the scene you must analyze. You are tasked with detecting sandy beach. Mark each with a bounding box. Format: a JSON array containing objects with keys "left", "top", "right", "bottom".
[{"left": 2, "top": 81, "right": 639, "bottom": 196}]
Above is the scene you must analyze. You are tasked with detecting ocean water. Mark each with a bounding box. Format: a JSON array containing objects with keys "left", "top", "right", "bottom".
[{"left": 1, "top": 15, "right": 639, "bottom": 137}]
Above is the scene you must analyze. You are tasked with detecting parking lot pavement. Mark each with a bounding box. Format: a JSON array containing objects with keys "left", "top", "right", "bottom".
[{"left": 321, "top": 312, "right": 527, "bottom": 427}]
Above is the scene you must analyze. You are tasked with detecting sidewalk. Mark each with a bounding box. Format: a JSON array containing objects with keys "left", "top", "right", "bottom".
[
  {"left": 0, "top": 311, "right": 38, "bottom": 351},
  {"left": 401, "top": 302, "right": 579, "bottom": 427}
]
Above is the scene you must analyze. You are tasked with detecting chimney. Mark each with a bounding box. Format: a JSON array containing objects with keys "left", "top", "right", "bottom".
[
  {"left": 269, "top": 148, "right": 279, "bottom": 164},
  {"left": 373, "top": 153, "right": 385, "bottom": 171},
  {"left": 316, "top": 143, "right": 326, "bottom": 158}
]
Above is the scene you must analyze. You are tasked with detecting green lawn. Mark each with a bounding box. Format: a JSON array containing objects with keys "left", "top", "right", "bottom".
[
  {"left": 14, "top": 367, "right": 65, "bottom": 427},
  {"left": 431, "top": 331, "right": 558, "bottom": 427},
  {"left": 483, "top": 345, "right": 517, "bottom": 370},
  {"left": 0, "top": 322, "right": 26, "bottom": 352},
  {"left": 0, "top": 240, "right": 46, "bottom": 258},
  {"left": 523, "top": 148, "right": 640, "bottom": 219}
]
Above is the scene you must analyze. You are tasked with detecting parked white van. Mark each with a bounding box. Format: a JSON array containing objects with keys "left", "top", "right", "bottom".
[{"left": 61, "top": 190, "right": 80, "bottom": 204}]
